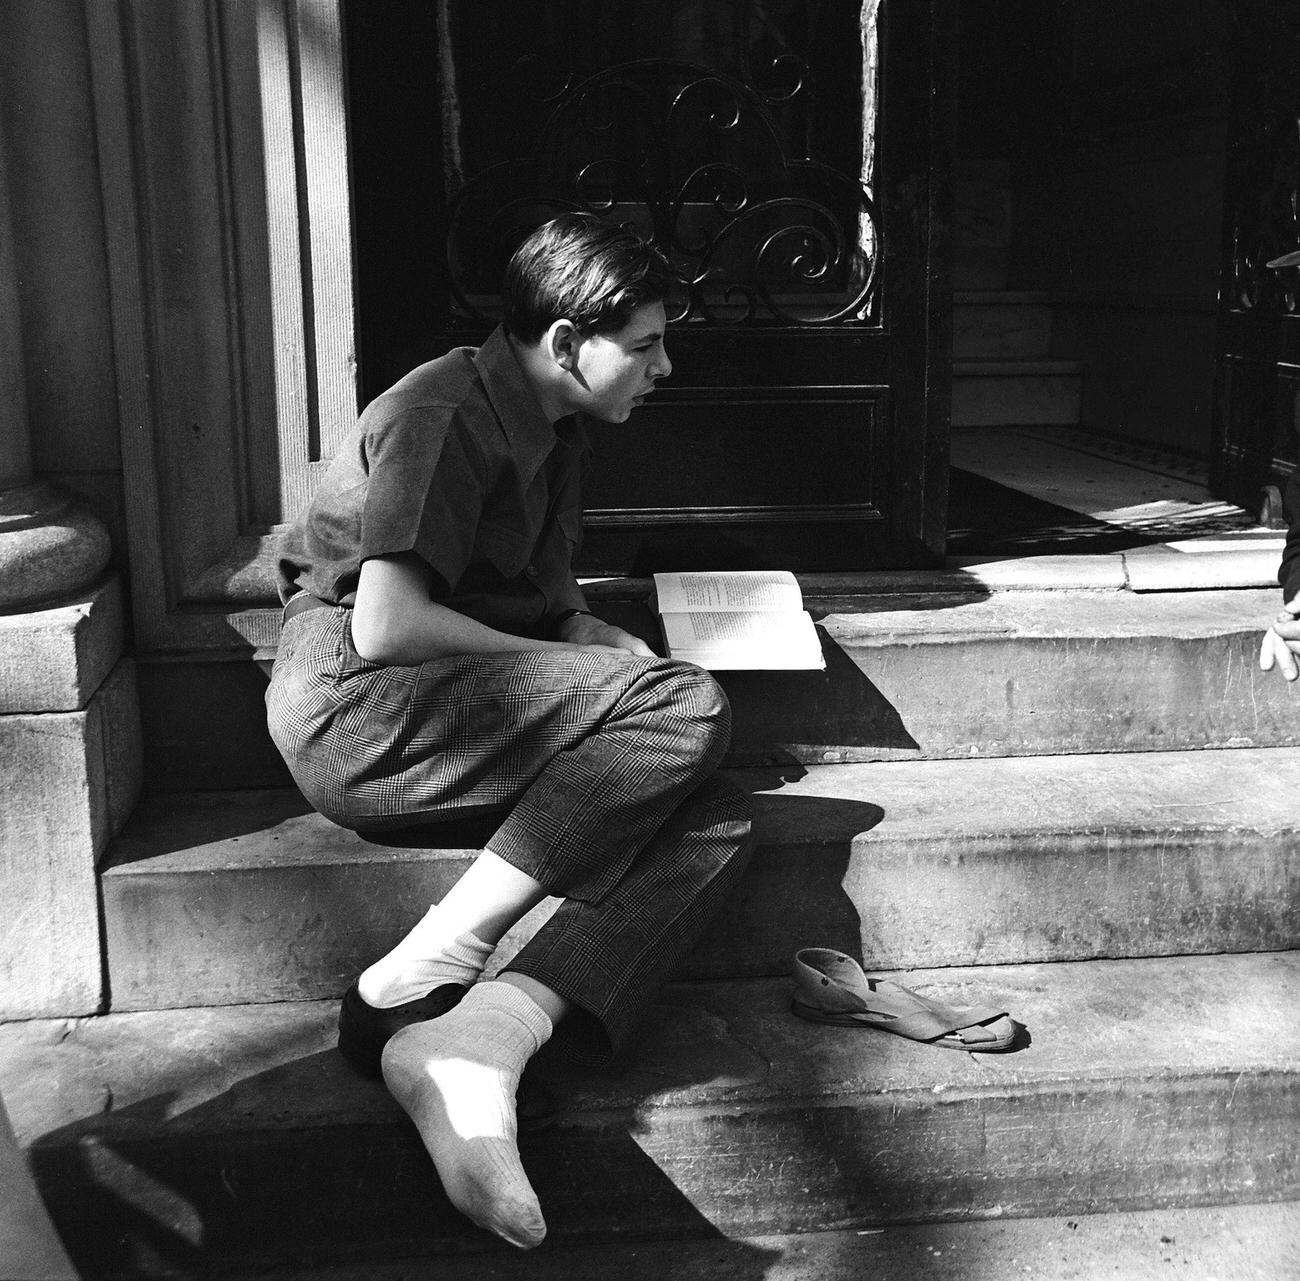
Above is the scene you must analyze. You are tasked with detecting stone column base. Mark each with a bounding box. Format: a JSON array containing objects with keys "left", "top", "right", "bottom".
[{"left": 0, "top": 578, "right": 140, "bottom": 1019}]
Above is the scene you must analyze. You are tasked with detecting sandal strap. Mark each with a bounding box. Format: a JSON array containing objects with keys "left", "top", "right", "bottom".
[
  {"left": 870, "top": 981, "right": 1006, "bottom": 1040},
  {"left": 793, "top": 948, "right": 1008, "bottom": 1040}
]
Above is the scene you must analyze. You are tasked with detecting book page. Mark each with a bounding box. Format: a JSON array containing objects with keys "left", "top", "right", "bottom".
[
  {"left": 660, "top": 609, "right": 825, "bottom": 670},
  {"left": 652, "top": 570, "right": 802, "bottom": 613}
]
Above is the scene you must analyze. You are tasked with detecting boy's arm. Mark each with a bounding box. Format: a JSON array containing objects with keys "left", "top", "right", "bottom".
[
  {"left": 1259, "top": 468, "right": 1300, "bottom": 681},
  {"left": 352, "top": 553, "right": 651, "bottom": 662}
]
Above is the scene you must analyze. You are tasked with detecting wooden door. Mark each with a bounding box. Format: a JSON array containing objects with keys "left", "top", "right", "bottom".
[{"left": 347, "top": 0, "right": 953, "bottom": 574}]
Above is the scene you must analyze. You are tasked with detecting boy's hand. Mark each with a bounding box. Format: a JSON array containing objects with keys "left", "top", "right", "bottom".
[
  {"left": 559, "top": 612, "right": 657, "bottom": 657},
  {"left": 1259, "top": 596, "right": 1300, "bottom": 681}
]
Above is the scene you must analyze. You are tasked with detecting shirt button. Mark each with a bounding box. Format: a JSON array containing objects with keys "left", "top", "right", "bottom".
[{"left": 526, "top": 564, "right": 538, "bottom": 576}]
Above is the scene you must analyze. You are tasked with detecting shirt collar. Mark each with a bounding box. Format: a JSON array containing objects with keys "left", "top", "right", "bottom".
[{"left": 474, "top": 325, "right": 559, "bottom": 488}]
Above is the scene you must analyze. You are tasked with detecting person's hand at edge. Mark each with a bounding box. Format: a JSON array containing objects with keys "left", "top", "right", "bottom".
[
  {"left": 1259, "top": 596, "right": 1300, "bottom": 681},
  {"left": 558, "top": 611, "right": 657, "bottom": 658}
]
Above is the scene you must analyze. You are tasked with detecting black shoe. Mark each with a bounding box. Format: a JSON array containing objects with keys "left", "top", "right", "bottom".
[
  {"left": 336, "top": 980, "right": 468, "bottom": 1077},
  {"left": 337, "top": 979, "right": 560, "bottom": 1126}
]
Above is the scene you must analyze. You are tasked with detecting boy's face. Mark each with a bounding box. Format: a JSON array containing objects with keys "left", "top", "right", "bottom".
[{"left": 570, "top": 301, "right": 671, "bottom": 423}]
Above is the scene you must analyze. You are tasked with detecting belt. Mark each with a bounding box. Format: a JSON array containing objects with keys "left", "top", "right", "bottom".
[{"left": 283, "top": 593, "right": 347, "bottom": 623}]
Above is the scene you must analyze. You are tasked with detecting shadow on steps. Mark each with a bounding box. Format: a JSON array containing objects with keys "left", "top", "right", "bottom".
[{"left": 27, "top": 1040, "right": 790, "bottom": 1279}]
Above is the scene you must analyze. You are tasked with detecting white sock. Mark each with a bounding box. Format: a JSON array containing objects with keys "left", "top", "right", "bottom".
[
  {"left": 358, "top": 904, "right": 493, "bottom": 1008},
  {"left": 381, "top": 980, "right": 553, "bottom": 1249}
]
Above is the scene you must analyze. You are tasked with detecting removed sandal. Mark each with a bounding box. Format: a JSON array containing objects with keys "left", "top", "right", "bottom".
[{"left": 792, "top": 948, "right": 1018, "bottom": 1052}]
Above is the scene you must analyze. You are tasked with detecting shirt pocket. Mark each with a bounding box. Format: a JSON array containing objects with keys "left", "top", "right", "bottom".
[{"left": 475, "top": 516, "right": 532, "bottom": 577}]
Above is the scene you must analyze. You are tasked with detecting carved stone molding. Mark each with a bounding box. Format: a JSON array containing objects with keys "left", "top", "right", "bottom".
[{"left": 85, "top": 0, "right": 355, "bottom": 654}]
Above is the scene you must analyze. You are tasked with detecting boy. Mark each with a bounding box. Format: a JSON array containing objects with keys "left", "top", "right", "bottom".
[{"left": 266, "top": 215, "right": 753, "bottom": 1249}]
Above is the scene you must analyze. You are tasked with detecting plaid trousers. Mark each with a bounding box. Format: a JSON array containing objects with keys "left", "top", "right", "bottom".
[{"left": 266, "top": 605, "right": 753, "bottom": 1062}]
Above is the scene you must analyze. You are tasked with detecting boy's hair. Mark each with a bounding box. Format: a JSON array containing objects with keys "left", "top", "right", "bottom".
[{"left": 502, "top": 213, "right": 673, "bottom": 342}]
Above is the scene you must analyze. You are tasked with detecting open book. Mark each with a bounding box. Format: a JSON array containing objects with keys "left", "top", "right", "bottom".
[{"left": 652, "top": 570, "right": 825, "bottom": 670}]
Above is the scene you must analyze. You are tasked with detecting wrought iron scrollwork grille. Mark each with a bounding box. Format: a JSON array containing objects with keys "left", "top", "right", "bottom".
[{"left": 444, "top": 52, "right": 882, "bottom": 327}]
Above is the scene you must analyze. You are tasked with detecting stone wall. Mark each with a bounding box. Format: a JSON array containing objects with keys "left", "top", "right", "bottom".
[{"left": 0, "top": 2, "right": 139, "bottom": 1018}]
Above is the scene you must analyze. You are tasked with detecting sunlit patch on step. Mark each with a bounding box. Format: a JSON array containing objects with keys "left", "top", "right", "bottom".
[{"left": 79, "top": 1133, "right": 204, "bottom": 1250}]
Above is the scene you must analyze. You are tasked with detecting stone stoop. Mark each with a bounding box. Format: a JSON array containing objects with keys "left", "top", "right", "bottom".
[
  {"left": 44, "top": 576, "right": 1294, "bottom": 1272},
  {"left": 578, "top": 581, "right": 1294, "bottom": 767},
  {"left": 3, "top": 952, "right": 1298, "bottom": 1278},
  {"left": 94, "top": 580, "right": 1300, "bottom": 1013},
  {"left": 738, "top": 584, "right": 1300, "bottom": 763},
  {"left": 99, "top": 747, "right": 1300, "bottom": 1009},
  {"left": 13, "top": 574, "right": 1300, "bottom": 1271},
  {"left": 35, "top": 1204, "right": 1288, "bottom": 1281}
]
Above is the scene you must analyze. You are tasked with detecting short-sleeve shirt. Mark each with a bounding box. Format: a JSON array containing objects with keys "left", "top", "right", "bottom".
[
  {"left": 276, "top": 325, "right": 587, "bottom": 638},
  {"left": 1281, "top": 467, "right": 1300, "bottom": 604}
]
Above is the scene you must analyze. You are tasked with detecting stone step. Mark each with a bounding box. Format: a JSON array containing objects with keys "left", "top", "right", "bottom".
[
  {"left": 953, "top": 291, "right": 1054, "bottom": 359},
  {"left": 952, "top": 358, "right": 1083, "bottom": 426},
  {"left": 6, "top": 951, "right": 1298, "bottom": 1275},
  {"left": 100, "top": 746, "right": 1300, "bottom": 1009},
  {"left": 38, "top": 1203, "right": 1283, "bottom": 1281},
  {"left": 733, "top": 584, "right": 1300, "bottom": 764}
]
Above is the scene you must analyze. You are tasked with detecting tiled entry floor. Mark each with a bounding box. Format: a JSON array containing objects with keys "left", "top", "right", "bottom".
[
  {"left": 947, "top": 425, "right": 1274, "bottom": 556},
  {"left": 941, "top": 423, "right": 1284, "bottom": 595}
]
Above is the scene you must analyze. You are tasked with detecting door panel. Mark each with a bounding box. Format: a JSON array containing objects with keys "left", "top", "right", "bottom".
[{"left": 580, "top": 384, "right": 886, "bottom": 573}]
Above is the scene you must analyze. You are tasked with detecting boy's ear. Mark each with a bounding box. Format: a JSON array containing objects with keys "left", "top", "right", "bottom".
[{"left": 545, "top": 319, "right": 581, "bottom": 371}]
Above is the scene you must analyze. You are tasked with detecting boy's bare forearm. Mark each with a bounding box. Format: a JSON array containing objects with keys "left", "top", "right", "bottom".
[
  {"left": 353, "top": 553, "right": 581, "bottom": 663},
  {"left": 355, "top": 595, "right": 584, "bottom": 664}
]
